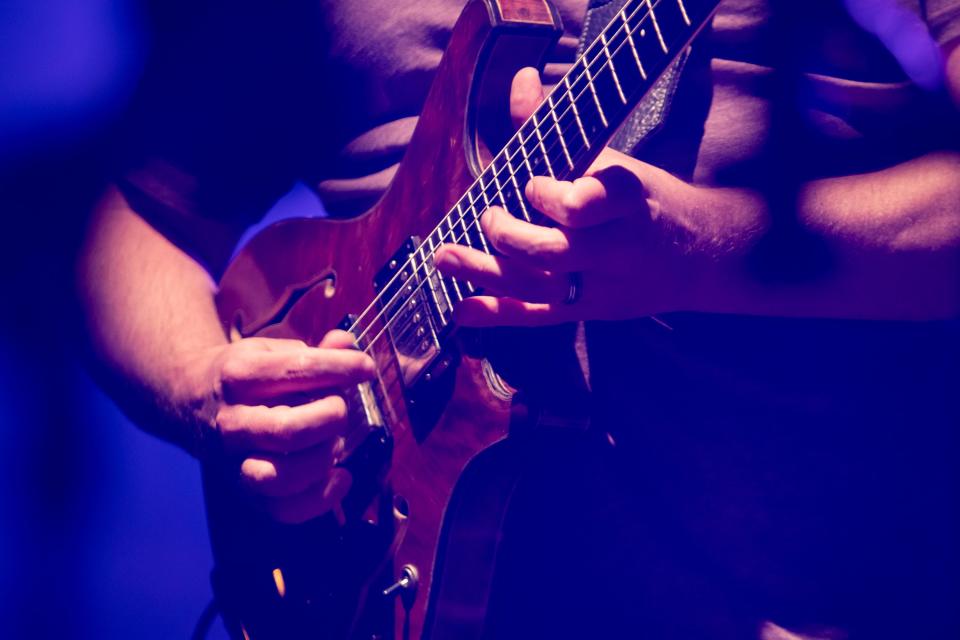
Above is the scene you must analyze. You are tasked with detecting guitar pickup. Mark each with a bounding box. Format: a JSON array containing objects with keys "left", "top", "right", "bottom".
[{"left": 373, "top": 238, "right": 447, "bottom": 386}]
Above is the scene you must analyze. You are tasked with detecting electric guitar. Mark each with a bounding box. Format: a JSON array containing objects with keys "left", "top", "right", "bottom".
[{"left": 210, "top": 0, "right": 719, "bottom": 637}]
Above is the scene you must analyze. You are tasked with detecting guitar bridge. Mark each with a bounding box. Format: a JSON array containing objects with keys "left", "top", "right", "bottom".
[{"left": 339, "top": 314, "right": 385, "bottom": 431}]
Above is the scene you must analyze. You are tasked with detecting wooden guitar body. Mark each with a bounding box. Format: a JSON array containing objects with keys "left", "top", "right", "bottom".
[{"left": 209, "top": 2, "right": 585, "bottom": 638}]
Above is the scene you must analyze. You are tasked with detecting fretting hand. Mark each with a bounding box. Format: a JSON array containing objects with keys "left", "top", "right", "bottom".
[{"left": 435, "top": 67, "right": 763, "bottom": 326}]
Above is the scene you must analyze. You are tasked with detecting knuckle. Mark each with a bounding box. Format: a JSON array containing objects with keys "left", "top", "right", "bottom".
[
  {"left": 219, "top": 358, "right": 248, "bottom": 385},
  {"left": 486, "top": 220, "right": 505, "bottom": 251},
  {"left": 272, "top": 413, "right": 296, "bottom": 444},
  {"left": 214, "top": 406, "right": 234, "bottom": 430},
  {"left": 479, "top": 258, "right": 496, "bottom": 278},
  {"left": 293, "top": 352, "right": 310, "bottom": 377},
  {"left": 531, "top": 237, "right": 555, "bottom": 260},
  {"left": 560, "top": 191, "right": 587, "bottom": 222},
  {"left": 274, "top": 409, "right": 291, "bottom": 431}
]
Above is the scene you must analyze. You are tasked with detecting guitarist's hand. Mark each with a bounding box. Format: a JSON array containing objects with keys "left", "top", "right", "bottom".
[
  {"left": 198, "top": 330, "right": 375, "bottom": 523},
  {"left": 435, "top": 67, "right": 763, "bottom": 325}
]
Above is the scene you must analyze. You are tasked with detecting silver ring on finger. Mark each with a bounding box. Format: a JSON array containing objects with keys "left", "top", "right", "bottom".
[{"left": 563, "top": 272, "right": 583, "bottom": 305}]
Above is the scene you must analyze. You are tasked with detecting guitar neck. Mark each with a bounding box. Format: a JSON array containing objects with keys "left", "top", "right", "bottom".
[
  {"left": 461, "top": 0, "right": 719, "bottom": 232},
  {"left": 520, "top": 0, "right": 716, "bottom": 173},
  {"left": 377, "top": 0, "right": 721, "bottom": 336}
]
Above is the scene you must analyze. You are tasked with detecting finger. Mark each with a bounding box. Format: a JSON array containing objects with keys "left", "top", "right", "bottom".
[
  {"left": 454, "top": 296, "right": 574, "bottom": 327},
  {"left": 434, "top": 244, "right": 569, "bottom": 303},
  {"left": 240, "top": 438, "right": 343, "bottom": 497},
  {"left": 217, "top": 394, "right": 349, "bottom": 454},
  {"left": 510, "top": 67, "right": 546, "bottom": 128},
  {"left": 481, "top": 207, "right": 592, "bottom": 271},
  {"left": 264, "top": 468, "right": 352, "bottom": 524},
  {"left": 221, "top": 345, "right": 375, "bottom": 403},
  {"left": 526, "top": 164, "right": 647, "bottom": 228},
  {"left": 242, "top": 337, "right": 314, "bottom": 352},
  {"left": 484, "top": 208, "right": 640, "bottom": 274},
  {"left": 245, "top": 332, "right": 355, "bottom": 351}
]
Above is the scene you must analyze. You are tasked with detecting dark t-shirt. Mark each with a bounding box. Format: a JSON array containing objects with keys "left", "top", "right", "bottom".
[{"left": 584, "top": 0, "right": 960, "bottom": 608}]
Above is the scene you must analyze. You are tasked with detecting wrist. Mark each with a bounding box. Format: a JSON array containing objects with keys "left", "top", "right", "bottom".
[{"left": 166, "top": 344, "right": 228, "bottom": 459}]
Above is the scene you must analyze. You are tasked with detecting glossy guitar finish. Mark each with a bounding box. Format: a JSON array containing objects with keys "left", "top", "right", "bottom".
[
  {"left": 210, "top": 0, "right": 723, "bottom": 633},
  {"left": 210, "top": 1, "right": 586, "bottom": 638}
]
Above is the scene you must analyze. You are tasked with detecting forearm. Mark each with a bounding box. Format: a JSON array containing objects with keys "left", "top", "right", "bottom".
[
  {"left": 78, "top": 186, "right": 231, "bottom": 454},
  {"left": 673, "top": 151, "right": 960, "bottom": 320},
  {"left": 436, "top": 55, "right": 960, "bottom": 327}
]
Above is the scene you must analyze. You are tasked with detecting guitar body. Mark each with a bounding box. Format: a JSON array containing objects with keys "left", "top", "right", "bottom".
[{"left": 209, "top": 2, "right": 587, "bottom": 638}]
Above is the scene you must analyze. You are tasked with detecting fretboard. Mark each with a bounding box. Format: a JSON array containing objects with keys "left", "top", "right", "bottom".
[{"left": 422, "top": 0, "right": 721, "bottom": 327}]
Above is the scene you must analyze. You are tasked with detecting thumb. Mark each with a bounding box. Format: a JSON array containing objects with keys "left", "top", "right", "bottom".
[{"left": 510, "top": 67, "right": 546, "bottom": 129}]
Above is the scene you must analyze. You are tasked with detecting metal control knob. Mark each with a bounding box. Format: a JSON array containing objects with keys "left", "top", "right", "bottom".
[{"left": 382, "top": 564, "right": 419, "bottom": 598}]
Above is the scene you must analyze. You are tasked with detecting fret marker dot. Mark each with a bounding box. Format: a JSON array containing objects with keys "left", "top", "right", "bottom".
[{"left": 640, "top": 28, "right": 646, "bottom": 36}]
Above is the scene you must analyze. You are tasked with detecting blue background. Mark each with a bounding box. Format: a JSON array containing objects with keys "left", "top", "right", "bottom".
[{"left": 0, "top": 1, "right": 323, "bottom": 636}]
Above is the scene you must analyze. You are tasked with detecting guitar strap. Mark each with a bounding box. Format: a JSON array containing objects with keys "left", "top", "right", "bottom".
[{"left": 577, "top": 0, "right": 692, "bottom": 157}]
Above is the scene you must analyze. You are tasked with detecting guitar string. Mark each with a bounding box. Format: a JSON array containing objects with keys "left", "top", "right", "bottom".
[
  {"left": 355, "top": 0, "right": 677, "bottom": 354},
  {"left": 347, "top": 0, "right": 665, "bottom": 348},
  {"left": 352, "top": 0, "right": 678, "bottom": 353},
  {"left": 345, "top": 0, "right": 669, "bottom": 348}
]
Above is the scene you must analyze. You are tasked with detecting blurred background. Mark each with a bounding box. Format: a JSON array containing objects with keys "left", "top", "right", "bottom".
[
  {"left": 0, "top": 0, "right": 954, "bottom": 637},
  {"left": 0, "top": 1, "right": 300, "bottom": 636},
  {"left": 0, "top": 0, "right": 211, "bottom": 637}
]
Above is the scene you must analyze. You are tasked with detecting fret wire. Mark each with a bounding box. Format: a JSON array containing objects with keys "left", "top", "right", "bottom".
[
  {"left": 447, "top": 275, "right": 463, "bottom": 302},
  {"left": 529, "top": 113, "right": 556, "bottom": 178},
  {"left": 516, "top": 126, "right": 538, "bottom": 179},
  {"left": 350, "top": 0, "right": 690, "bottom": 348},
  {"left": 360, "top": 0, "right": 651, "bottom": 337},
  {"left": 454, "top": 201, "right": 475, "bottom": 248},
  {"left": 600, "top": 32, "right": 628, "bottom": 104},
  {"left": 547, "top": 93, "right": 575, "bottom": 169},
  {"left": 581, "top": 56, "right": 610, "bottom": 128},
  {"left": 488, "top": 161, "right": 509, "bottom": 209},
  {"left": 477, "top": 176, "right": 493, "bottom": 208},
  {"left": 644, "top": 0, "right": 669, "bottom": 52},
  {"left": 677, "top": 0, "right": 692, "bottom": 25},
  {"left": 471, "top": 182, "right": 493, "bottom": 253},
  {"left": 621, "top": 6, "right": 648, "bottom": 79},
  {"left": 555, "top": 106, "right": 589, "bottom": 165},
  {"left": 442, "top": 216, "right": 465, "bottom": 299},
  {"left": 515, "top": 138, "right": 534, "bottom": 176},
  {"left": 501, "top": 148, "right": 532, "bottom": 221},
  {"left": 425, "top": 233, "right": 453, "bottom": 316},
  {"left": 418, "top": 241, "right": 447, "bottom": 327},
  {"left": 563, "top": 75, "right": 592, "bottom": 148},
  {"left": 439, "top": 0, "right": 657, "bottom": 259},
  {"left": 453, "top": 206, "right": 477, "bottom": 292},
  {"left": 462, "top": 194, "right": 479, "bottom": 245}
]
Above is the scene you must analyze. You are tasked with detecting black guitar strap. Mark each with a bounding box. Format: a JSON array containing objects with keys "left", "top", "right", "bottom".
[{"left": 577, "top": 0, "right": 692, "bottom": 157}]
